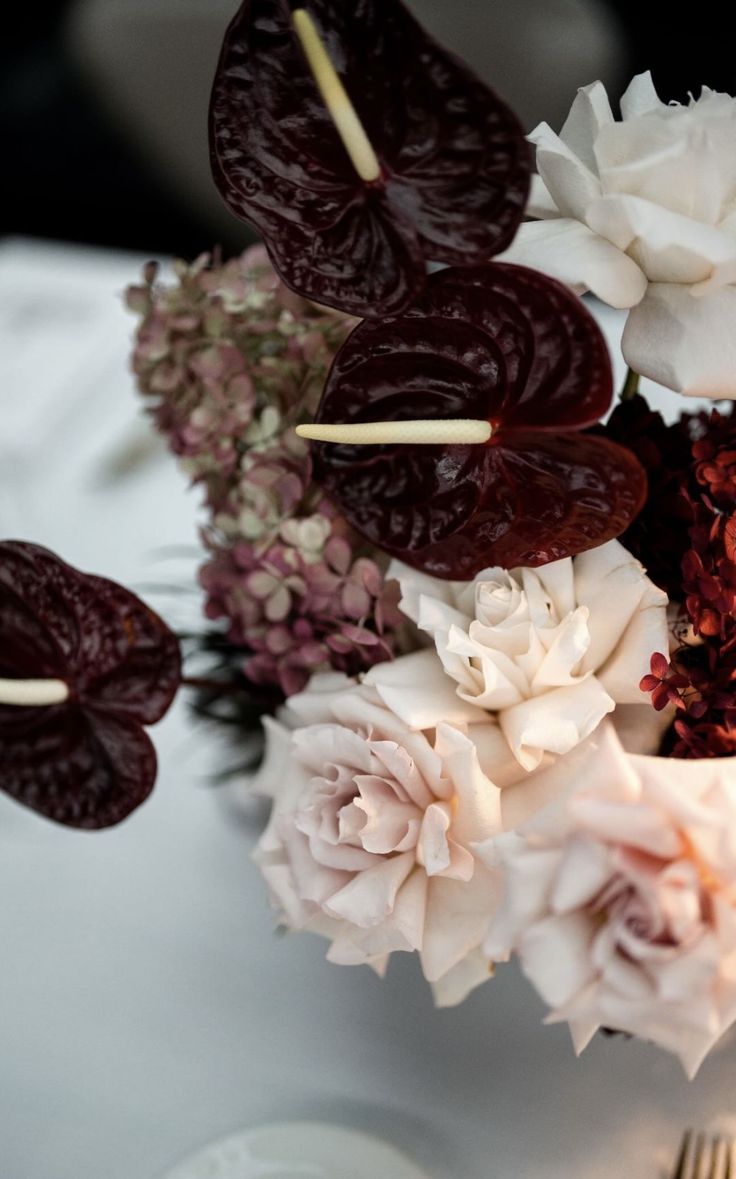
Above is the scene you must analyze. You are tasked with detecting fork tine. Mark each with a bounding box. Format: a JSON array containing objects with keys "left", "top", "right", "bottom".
[
  {"left": 706, "top": 1138, "right": 723, "bottom": 1179},
  {"left": 672, "top": 1132, "right": 735, "bottom": 1179},
  {"left": 693, "top": 1132, "right": 707, "bottom": 1179},
  {"left": 674, "top": 1131, "right": 693, "bottom": 1179}
]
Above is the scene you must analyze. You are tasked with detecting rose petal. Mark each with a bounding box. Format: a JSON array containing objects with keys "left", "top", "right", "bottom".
[
  {"left": 558, "top": 80, "right": 614, "bottom": 171},
  {"left": 421, "top": 870, "right": 498, "bottom": 982},
  {"left": 596, "top": 585, "right": 669, "bottom": 703},
  {"left": 368, "top": 740, "right": 435, "bottom": 811},
  {"left": 530, "top": 122, "right": 602, "bottom": 221},
  {"left": 430, "top": 947, "right": 494, "bottom": 1007},
  {"left": 333, "top": 689, "right": 448, "bottom": 796},
  {"left": 482, "top": 841, "right": 559, "bottom": 959},
  {"left": 530, "top": 606, "right": 591, "bottom": 691},
  {"left": 622, "top": 281, "right": 736, "bottom": 397},
  {"left": 468, "top": 722, "right": 529, "bottom": 790},
  {"left": 498, "top": 727, "right": 615, "bottom": 834},
  {"left": 291, "top": 722, "right": 373, "bottom": 778},
  {"left": 619, "top": 71, "right": 664, "bottom": 120},
  {"left": 518, "top": 912, "right": 596, "bottom": 1007},
  {"left": 388, "top": 559, "right": 458, "bottom": 625},
  {"left": 323, "top": 850, "right": 415, "bottom": 926},
  {"left": 434, "top": 722, "right": 502, "bottom": 844},
  {"left": 500, "top": 677, "right": 615, "bottom": 770},
  {"left": 526, "top": 558, "right": 577, "bottom": 622},
  {"left": 418, "top": 802, "right": 474, "bottom": 881},
  {"left": 326, "top": 867, "right": 427, "bottom": 959},
  {"left": 526, "top": 173, "right": 560, "bottom": 219},
  {"left": 364, "top": 649, "right": 487, "bottom": 730},
  {"left": 551, "top": 836, "right": 613, "bottom": 913},
  {"left": 595, "top": 118, "right": 730, "bottom": 227},
  {"left": 573, "top": 539, "right": 669, "bottom": 694},
  {"left": 499, "top": 218, "right": 647, "bottom": 309},
  {"left": 285, "top": 673, "right": 358, "bottom": 726},
  {"left": 586, "top": 193, "right": 736, "bottom": 285}
]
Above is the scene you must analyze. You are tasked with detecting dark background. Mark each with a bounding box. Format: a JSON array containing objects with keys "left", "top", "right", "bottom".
[{"left": 3, "top": 1, "right": 733, "bottom": 260}]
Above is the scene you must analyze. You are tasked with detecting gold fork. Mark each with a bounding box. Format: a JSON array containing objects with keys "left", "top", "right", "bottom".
[{"left": 671, "top": 1131, "right": 734, "bottom": 1179}]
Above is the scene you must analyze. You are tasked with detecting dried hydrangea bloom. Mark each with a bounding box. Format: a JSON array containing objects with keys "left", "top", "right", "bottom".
[
  {"left": 211, "top": 429, "right": 309, "bottom": 545},
  {"left": 127, "top": 245, "right": 354, "bottom": 498},
  {"left": 200, "top": 495, "right": 403, "bottom": 698},
  {"left": 128, "top": 247, "right": 401, "bottom": 695}
]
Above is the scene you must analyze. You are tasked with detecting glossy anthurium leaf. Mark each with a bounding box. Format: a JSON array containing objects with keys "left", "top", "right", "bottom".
[
  {"left": 209, "top": 0, "right": 531, "bottom": 317},
  {"left": 311, "top": 264, "right": 647, "bottom": 578},
  {"left": 0, "top": 542, "right": 181, "bottom": 829}
]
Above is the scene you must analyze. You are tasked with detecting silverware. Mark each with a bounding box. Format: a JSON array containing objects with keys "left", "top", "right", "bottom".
[{"left": 671, "top": 1130, "right": 733, "bottom": 1179}]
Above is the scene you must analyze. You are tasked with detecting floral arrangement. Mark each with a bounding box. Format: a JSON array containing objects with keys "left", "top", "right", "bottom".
[{"left": 5, "top": 0, "right": 736, "bottom": 1079}]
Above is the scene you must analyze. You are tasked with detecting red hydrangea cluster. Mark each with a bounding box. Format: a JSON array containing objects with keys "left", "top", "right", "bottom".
[
  {"left": 624, "top": 401, "right": 736, "bottom": 757},
  {"left": 127, "top": 249, "right": 403, "bottom": 698}
]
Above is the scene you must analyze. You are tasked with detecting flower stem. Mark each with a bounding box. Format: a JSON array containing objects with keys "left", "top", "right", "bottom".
[
  {"left": 620, "top": 367, "right": 640, "bottom": 401},
  {"left": 0, "top": 677, "right": 70, "bottom": 707}
]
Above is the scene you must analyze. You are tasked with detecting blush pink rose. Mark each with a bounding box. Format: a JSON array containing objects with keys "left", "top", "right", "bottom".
[
  {"left": 481, "top": 722, "right": 736, "bottom": 1076},
  {"left": 252, "top": 673, "right": 514, "bottom": 1005}
]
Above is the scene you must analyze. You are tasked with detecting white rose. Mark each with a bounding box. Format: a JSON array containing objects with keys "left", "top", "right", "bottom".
[
  {"left": 367, "top": 540, "right": 668, "bottom": 772},
  {"left": 500, "top": 72, "right": 736, "bottom": 397}
]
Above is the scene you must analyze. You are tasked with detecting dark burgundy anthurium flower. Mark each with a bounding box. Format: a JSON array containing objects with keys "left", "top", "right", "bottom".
[
  {"left": 0, "top": 542, "right": 181, "bottom": 829},
  {"left": 310, "top": 264, "right": 647, "bottom": 579},
  {"left": 209, "top": 0, "right": 530, "bottom": 317}
]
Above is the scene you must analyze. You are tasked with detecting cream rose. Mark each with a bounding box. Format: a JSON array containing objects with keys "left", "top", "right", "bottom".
[
  {"left": 481, "top": 722, "right": 736, "bottom": 1077},
  {"left": 369, "top": 540, "right": 667, "bottom": 772},
  {"left": 500, "top": 72, "right": 736, "bottom": 396},
  {"left": 252, "top": 674, "right": 513, "bottom": 1006}
]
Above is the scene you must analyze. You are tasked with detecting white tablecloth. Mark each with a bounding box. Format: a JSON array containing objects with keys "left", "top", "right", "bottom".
[{"left": 2, "top": 238, "right": 735, "bottom": 1179}]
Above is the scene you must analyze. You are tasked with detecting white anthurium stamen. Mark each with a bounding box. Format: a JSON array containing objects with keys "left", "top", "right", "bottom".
[
  {"left": 0, "top": 677, "right": 70, "bottom": 707},
  {"left": 296, "top": 419, "right": 493, "bottom": 445},
  {"left": 291, "top": 7, "right": 382, "bottom": 183}
]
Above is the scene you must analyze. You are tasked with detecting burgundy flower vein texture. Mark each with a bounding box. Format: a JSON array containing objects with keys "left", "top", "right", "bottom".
[
  {"left": 209, "top": 0, "right": 531, "bottom": 316},
  {"left": 310, "top": 264, "right": 647, "bottom": 578},
  {"left": 0, "top": 542, "right": 181, "bottom": 828}
]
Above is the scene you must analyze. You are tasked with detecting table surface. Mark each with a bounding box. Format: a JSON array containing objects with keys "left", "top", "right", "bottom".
[{"left": 2, "top": 237, "right": 736, "bottom": 1179}]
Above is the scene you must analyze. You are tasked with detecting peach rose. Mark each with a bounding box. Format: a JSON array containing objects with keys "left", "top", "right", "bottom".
[{"left": 481, "top": 722, "right": 736, "bottom": 1076}]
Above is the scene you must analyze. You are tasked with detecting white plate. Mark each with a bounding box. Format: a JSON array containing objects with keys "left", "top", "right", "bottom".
[{"left": 160, "top": 1121, "right": 430, "bottom": 1179}]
